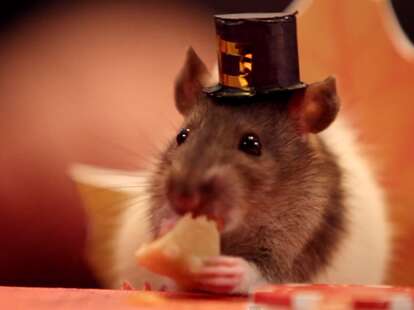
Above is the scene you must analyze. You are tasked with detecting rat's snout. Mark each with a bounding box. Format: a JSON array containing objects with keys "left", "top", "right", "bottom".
[
  {"left": 164, "top": 165, "right": 243, "bottom": 233},
  {"left": 166, "top": 172, "right": 218, "bottom": 215},
  {"left": 168, "top": 189, "right": 201, "bottom": 214}
]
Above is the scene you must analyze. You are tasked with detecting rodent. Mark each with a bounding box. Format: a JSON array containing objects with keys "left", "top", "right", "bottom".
[{"left": 109, "top": 48, "right": 391, "bottom": 294}]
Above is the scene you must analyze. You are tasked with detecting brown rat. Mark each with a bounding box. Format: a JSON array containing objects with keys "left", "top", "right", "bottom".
[{"left": 111, "top": 48, "right": 391, "bottom": 293}]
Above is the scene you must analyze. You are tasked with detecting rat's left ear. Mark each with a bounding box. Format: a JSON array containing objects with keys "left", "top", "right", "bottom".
[
  {"left": 175, "top": 47, "right": 210, "bottom": 116},
  {"left": 289, "top": 77, "right": 340, "bottom": 134}
]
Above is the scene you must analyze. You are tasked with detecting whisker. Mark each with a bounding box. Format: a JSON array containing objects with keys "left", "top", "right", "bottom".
[
  {"left": 95, "top": 137, "right": 157, "bottom": 167},
  {"left": 79, "top": 187, "right": 154, "bottom": 214},
  {"left": 77, "top": 185, "right": 150, "bottom": 196}
]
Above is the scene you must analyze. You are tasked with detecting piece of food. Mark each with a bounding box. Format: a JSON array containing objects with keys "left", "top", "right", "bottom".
[{"left": 135, "top": 214, "right": 220, "bottom": 288}]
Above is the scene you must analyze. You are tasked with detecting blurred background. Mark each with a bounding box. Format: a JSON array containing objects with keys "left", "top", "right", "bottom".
[{"left": 0, "top": 0, "right": 413, "bottom": 288}]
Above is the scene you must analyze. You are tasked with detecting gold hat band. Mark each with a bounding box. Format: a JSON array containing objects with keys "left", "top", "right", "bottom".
[{"left": 218, "top": 36, "right": 253, "bottom": 90}]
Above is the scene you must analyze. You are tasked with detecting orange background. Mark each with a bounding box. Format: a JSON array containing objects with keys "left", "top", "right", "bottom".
[{"left": 0, "top": 0, "right": 413, "bottom": 287}]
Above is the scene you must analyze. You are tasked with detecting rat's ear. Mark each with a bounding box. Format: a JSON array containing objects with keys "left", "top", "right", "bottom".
[
  {"left": 175, "top": 47, "right": 210, "bottom": 115},
  {"left": 289, "top": 77, "right": 340, "bottom": 134}
]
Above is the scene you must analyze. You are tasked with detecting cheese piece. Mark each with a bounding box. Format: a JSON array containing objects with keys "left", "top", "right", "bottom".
[{"left": 135, "top": 214, "right": 220, "bottom": 288}]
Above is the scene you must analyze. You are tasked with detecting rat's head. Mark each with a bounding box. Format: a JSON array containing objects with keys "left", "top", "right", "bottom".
[{"left": 149, "top": 48, "right": 341, "bottom": 254}]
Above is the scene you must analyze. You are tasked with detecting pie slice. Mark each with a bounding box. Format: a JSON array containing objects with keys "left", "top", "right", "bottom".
[{"left": 136, "top": 214, "right": 220, "bottom": 288}]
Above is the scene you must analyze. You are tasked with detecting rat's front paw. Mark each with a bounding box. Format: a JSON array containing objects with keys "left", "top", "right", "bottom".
[{"left": 192, "top": 256, "right": 262, "bottom": 295}]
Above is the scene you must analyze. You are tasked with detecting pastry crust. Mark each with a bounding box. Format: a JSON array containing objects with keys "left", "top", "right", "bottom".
[{"left": 136, "top": 214, "right": 220, "bottom": 288}]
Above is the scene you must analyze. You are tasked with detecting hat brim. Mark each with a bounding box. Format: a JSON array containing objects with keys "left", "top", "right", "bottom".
[{"left": 203, "top": 82, "right": 307, "bottom": 100}]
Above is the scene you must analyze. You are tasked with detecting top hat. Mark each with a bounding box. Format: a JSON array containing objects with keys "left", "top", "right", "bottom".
[{"left": 203, "top": 12, "right": 307, "bottom": 99}]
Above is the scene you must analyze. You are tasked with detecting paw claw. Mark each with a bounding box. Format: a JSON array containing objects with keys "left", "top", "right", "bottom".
[
  {"left": 143, "top": 282, "right": 152, "bottom": 291},
  {"left": 121, "top": 281, "right": 135, "bottom": 290}
]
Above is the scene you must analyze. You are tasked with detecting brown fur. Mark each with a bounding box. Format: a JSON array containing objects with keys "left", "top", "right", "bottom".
[
  {"left": 146, "top": 48, "right": 345, "bottom": 283},
  {"left": 148, "top": 92, "right": 345, "bottom": 283}
]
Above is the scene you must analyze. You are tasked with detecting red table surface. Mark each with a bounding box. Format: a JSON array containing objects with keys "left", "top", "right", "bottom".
[{"left": 0, "top": 286, "right": 247, "bottom": 310}]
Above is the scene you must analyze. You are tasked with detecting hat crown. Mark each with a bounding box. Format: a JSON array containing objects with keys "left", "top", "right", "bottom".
[{"left": 205, "top": 12, "right": 306, "bottom": 98}]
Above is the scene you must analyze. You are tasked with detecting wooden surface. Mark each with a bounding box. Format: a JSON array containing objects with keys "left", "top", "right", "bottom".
[
  {"left": 3, "top": 284, "right": 414, "bottom": 309},
  {"left": 0, "top": 286, "right": 247, "bottom": 310}
]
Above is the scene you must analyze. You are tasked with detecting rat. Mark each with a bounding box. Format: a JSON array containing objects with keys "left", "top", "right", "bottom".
[{"left": 110, "top": 48, "right": 391, "bottom": 294}]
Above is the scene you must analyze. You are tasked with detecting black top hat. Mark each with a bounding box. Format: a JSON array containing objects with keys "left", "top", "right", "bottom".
[{"left": 203, "top": 12, "right": 307, "bottom": 99}]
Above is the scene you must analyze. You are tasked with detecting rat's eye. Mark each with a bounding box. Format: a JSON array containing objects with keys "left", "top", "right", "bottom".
[
  {"left": 239, "top": 133, "right": 262, "bottom": 156},
  {"left": 176, "top": 128, "right": 190, "bottom": 145}
]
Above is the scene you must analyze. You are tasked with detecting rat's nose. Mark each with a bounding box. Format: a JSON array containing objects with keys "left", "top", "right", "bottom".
[
  {"left": 167, "top": 172, "right": 219, "bottom": 215},
  {"left": 168, "top": 188, "right": 202, "bottom": 214}
]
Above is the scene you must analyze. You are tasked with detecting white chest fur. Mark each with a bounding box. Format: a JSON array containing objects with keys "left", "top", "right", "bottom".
[{"left": 313, "top": 117, "right": 391, "bottom": 284}]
